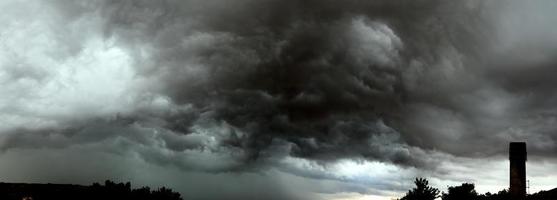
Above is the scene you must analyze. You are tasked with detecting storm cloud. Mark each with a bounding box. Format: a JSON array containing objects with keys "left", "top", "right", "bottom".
[{"left": 2, "top": 0, "right": 557, "bottom": 199}]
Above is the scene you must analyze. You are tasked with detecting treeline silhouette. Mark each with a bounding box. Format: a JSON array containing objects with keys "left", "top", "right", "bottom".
[
  {"left": 0, "top": 180, "right": 182, "bottom": 200},
  {"left": 400, "top": 178, "right": 557, "bottom": 200}
]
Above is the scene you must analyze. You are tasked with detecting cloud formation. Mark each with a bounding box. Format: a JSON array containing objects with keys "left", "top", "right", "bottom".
[{"left": 2, "top": 0, "right": 557, "bottom": 199}]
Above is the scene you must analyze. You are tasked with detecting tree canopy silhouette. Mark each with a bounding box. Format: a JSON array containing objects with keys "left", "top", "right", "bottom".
[
  {"left": 400, "top": 178, "right": 440, "bottom": 200},
  {"left": 398, "top": 178, "right": 557, "bottom": 200},
  {"left": 442, "top": 183, "right": 478, "bottom": 200},
  {"left": 0, "top": 180, "right": 183, "bottom": 200}
]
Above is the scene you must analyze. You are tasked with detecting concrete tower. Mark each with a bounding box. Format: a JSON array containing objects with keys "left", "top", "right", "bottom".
[{"left": 509, "top": 142, "right": 527, "bottom": 200}]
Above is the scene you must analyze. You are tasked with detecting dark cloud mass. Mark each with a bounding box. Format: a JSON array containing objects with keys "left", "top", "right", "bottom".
[
  {"left": 97, "top": 0, "right": 446, "bottom": 168},
  {"left": 2, "top": 0, "right": 557, "bottom": 199}
]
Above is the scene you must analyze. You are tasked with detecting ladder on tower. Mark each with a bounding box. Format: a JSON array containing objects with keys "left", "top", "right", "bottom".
[{"left": 527, "top": 180, "right": 530, "bottom": 195}]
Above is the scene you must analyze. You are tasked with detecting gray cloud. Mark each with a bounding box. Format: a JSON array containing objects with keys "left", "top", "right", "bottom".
[
  {"left": 3, "top": 0, "right": 557, "bottom": 199},
  {"left": 84, "top": 0, "right": 428, "bottom": 166}
]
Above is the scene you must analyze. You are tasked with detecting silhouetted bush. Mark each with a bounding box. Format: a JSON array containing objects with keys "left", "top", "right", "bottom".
[
  {"left": 478, "top": 189, "right": 510, "bottom": 200},
  {"left": 442, "top": 183, "right": 478, "bottom": 200}
]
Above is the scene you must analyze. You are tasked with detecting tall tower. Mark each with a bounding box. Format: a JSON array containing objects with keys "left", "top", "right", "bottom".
[{"left": 509, "top": 142, "right": 527, "bottom": 200}]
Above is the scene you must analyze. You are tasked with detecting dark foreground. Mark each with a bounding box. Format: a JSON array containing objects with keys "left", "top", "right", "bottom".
[
  {"left": 400, "top": 178, "right": 557, "bottom": 200},
  {"left": 0, "top": 180, "right": 182, "bottom": 200},
  {"left": 1, "top": 178, "right": 555, "bottom": 200}
]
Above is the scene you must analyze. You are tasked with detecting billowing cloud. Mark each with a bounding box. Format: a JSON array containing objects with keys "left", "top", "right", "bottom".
[{"left": 2, "top": 0, "right": 557, "bottom": 199}]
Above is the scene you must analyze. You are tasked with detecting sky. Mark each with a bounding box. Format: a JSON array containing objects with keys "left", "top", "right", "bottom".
[{"left": 1, "top": 0, "right": 557, "bottom": 199}]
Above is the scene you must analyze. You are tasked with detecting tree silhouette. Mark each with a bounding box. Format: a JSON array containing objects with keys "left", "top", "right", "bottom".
[
  {"left": 0, "top": 180, "right": 183, "bottom": 200},
  {"left": 397, "top": 178, "right": 557, "bottom": 200},
  {"left": 400, "top": 178, "right": 440, "bottom": 200},
  {"left": 479, "top": 189, "right": 509, "bottom": 200},
  {"left": 528, "top": 188, "right": 557, "bottom": 200},
  {"left": 442, "top": 183, "right": 478, "bottom": 200}
]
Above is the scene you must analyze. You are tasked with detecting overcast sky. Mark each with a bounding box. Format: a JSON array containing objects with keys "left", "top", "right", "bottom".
[{"left": 1, "top": 0, "right": 557, "bottom": 199}]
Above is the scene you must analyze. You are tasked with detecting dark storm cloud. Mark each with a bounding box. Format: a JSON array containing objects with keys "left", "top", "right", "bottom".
[
  {"left": 114, "top": 0, "right": 557, "bottom": 161},
  {"left": 4, "top": 0, "right": 538, "bottom": 169},
  {"left": 4, "top": 0, "right": 557, "bottom": 198},
  {"left": 391, "top": 0, "right": 557, "bottom": 158},
  {"left": 71, "top": 0, "right": 466, "bottom": 168}
]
